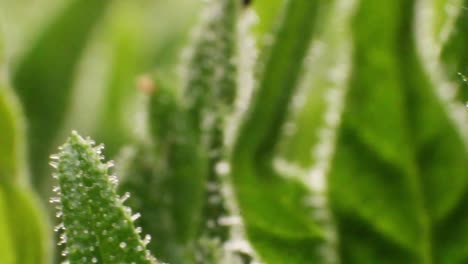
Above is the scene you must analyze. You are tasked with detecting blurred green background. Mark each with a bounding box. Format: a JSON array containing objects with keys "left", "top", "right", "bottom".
[{"left": 0, "top": 0, "right": 467, "bottom": 263}]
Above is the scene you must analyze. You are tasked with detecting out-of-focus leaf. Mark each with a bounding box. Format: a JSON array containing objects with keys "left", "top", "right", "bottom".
[
  {"left": 2, "top": 184, "right": 50, "bottom": 264},
  {"left": 276, "top": 0, "right": 350, "bottom": 168},
  {"left": 252, "top": 0, "right": 283, "bottom": 38},
  {"left": 231, "top": 0, "right": 325, "bottom": 263},
  {"left": 0, "top": 84, "right": 26, "bottom": 183},
  {"left": 146, "top": 0, "right": 202, "bottom": 70},
  {"left": 0, "top": 188, "right": 15, "bottom": 264},
  {"left": 119, "top": 78, "right": 208, "bottom": 263},
  {"left": 328, "top": 0, "right": 468, "bottom": 263},
  {"left": 0, "top": 26, "right": 25, "bottom": 182},
  {"left": 12, "top": 0, "right": 112, "bottom": 196},
  {"left": 149, "top": 79, "right": 207, "bottom": 261},
  {"left": 440, "top": 0, "right": 468, "bottom": 102},
  {"left": 92, "top": 2, "right": 148, "bottom": 158},
  {"left": 0, "top": 28, "right": 50, "bottom": 264},
  {"left": 118, "top": 144, "right": 184, "bottom": 263}
]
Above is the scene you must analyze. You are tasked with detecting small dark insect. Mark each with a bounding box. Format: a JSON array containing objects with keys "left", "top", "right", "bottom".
[{"left": 242, "top": 0, "right": 252, "bottom": 7}]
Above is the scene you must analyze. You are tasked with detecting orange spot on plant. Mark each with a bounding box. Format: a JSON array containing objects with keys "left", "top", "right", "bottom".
[{"left": 137, "top": 74, "right": 156, "bottom": 95}]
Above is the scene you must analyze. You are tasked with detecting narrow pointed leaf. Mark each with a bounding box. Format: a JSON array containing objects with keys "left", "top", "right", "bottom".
[
  {"left": 119, "top": 78, "right": 208, "bottom": 263},
  {"left": 52, "top": 131, "right": 158, "bottom": 264},
  {"left": 0, "top": 29, "right": 51, "bottom": 264},
  {"left": 231, "top": 0, "right": 325, "bottom": 262},
  {"left": 12, "top": 0, "right": 112, "bottom": 195}
]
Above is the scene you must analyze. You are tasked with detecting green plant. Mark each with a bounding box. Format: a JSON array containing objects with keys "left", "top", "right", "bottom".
[
  {"left": 50, "top": 131, "right": 157, "bottom": 263},
  {"left": 0, "top": 0, "right": 467, "bottom": 263}
]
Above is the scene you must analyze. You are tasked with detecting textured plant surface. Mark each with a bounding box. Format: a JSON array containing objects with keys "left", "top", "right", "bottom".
[
  {"left": 50, "top": 131, "right": 157, "bottom": 263},
  {"left": 0, "top": 0, "right": 467, "bottom": 263}
]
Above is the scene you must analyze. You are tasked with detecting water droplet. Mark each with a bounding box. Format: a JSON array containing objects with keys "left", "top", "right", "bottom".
[
  {"left": 119, "top": 242, "right": 127, "bottom": 248},
  {"left": 91, "top": 257, "right": 97, "bottom": 263}
]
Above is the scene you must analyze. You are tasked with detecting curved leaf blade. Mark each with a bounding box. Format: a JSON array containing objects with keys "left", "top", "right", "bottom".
[
  {"left": 12, "top": 0, "right": 112, "bottom": 195},
  {"left": 328, "top": 0, "right": 468, "bottom": 263},
  {"left": 231, "top": 0, "right": 326, "bottom": 262}
]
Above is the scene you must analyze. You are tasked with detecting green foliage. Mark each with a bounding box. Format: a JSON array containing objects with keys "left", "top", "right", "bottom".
[
  {"left": 440, "top": 0, "right": 468, "bottom": 102},
  {"left": 0, "top": 28, "right": 50, "bottom": 264},
  {"left": 12, "top": 0, "right": 112, "bottom": 196},
  {"left": 231, "top": 1, "right": 325, "bottom": 263},
  {"left": 0, "top": 0, "right": 467, "bottom": 263},
  {"left": 328, "top": 0, "right": 468, "bottom": 263},
  {"left": 51, "top": 131, "right": 157, "bottom": 264}
]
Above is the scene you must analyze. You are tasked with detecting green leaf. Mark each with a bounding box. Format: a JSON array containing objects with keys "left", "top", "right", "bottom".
[
  {"left": 91, "top": 1, "right": 150, "bottom": 157},
  {"left": 0, "top": 29, "right": 51, "bottom": 264},
  {"left": 252, "top": 0, "right": 283, "bottom": 38},
  {"left": 0, "top": 188, "right": 15, "bottom": 264},
  {"left": 12, "top": 0, "right": 112, "bottom": 196},
  {"left": 51, "top": 131, "right": 158, "bottom": 264},
  {"left": 276, "top": 0, "right": 350, "bottom": 168},
  {"left": 118, "top": 144, "right": 184, "bottom": 263},
  {"left": 0, "top": 84, "right": 26, "bottom": 183},
  {"left": 2, "top": 184, "right": 51, "bottom": 264},
  {"left": 440, "top": 0, "right": 468, "bottom": 102},
  {"left": 119, "top": 78, "right": 208, "bottom": 263},
  {"left": 231, "top": 0, "right": 325, "bottom": 263},
  {"left": 0, "top": 26, "right": 25, "bottom": 182},
  {"left": 328, "top": 0, "right": 468, "bottom": 263},
  {"left": 182, "top": 0, "right": 240, "bottom": 138}
]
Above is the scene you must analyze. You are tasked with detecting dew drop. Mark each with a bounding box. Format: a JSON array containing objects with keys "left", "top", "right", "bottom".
[{"left": 119, "top": 242, "right": 127, "bottom": 248}]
